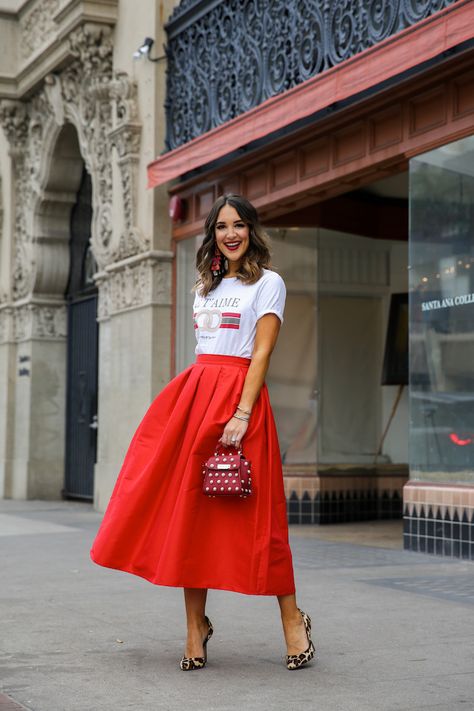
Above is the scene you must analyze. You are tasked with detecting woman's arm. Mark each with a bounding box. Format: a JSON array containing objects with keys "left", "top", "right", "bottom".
[{"left": 219, "top": 313, "right": 282, "bottom": 447}]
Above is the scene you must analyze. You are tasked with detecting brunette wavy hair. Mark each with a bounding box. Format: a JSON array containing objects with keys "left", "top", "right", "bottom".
[{"left": 193, "top": 194, "right": 274, "bottom": 297}]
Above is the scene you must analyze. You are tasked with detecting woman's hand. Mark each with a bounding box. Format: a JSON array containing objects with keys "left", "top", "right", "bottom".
[{"left": 219, "top": 415, "right": 249, "bottom": 448}]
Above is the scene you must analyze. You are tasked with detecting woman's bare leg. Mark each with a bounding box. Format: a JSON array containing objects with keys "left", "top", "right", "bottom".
[
  {"left": 278, "top": 593, "right": 310, "bottom": 655},
  {"left": 183, "top": 587, "right": 209, "bottom": 657}
]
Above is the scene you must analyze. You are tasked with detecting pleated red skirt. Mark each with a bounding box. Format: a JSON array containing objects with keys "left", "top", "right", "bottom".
[{"left": 90, "top": 353, "right": 295, "bottom": 596}]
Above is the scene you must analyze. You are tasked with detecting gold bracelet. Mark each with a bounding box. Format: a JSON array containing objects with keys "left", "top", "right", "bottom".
[
  {"left": 236, "top": 405, "right": 251, "bottom": 415},
  {"left": 233, "top": 413, "right": 249, "bottom": 422}
]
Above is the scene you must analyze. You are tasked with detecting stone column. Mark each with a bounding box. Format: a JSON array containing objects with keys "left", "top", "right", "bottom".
[
  {"left": 7, "top": 302, "right": 67, "bottom": 499},
  {"left": 0, "top": 304, "right": 15, "bottom": 498},
  {"left": 93, "top": 250, "right": 173, "bottom": 510},
  {"left": 0, "top": 101, "right": 69, "bottom": 499}
]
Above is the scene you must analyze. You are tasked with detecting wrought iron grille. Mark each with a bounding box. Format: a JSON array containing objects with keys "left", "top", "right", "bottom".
[{"left": 164, "top": 0, "right": 458, "bottom": 152}]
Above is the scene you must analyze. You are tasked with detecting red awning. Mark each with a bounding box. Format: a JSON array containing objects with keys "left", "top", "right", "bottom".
[{"left": 147, "top": 0, "right": 474, "bottom": 188}]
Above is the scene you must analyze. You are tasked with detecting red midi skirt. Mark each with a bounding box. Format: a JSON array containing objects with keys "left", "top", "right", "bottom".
[{"left": 90, "top": 353, "right": 295, "bottom": 596}]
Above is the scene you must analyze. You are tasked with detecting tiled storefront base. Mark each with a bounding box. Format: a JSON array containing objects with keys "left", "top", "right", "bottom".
[
  {"left": 283, "top": 465, "right": 408, "bottom": 524},
  {"left": 403, "top": 482, "right": 474, "bottom": 560}
]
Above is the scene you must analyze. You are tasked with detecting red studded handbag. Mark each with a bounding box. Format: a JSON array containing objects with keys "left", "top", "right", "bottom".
[{"left": 202, "top": 443, "right": 252, "bottom": 498}]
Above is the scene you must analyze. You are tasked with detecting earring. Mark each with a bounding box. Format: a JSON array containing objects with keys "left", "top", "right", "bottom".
[{"left": 210, "top": 244, "right": 227, "bottom": 277}]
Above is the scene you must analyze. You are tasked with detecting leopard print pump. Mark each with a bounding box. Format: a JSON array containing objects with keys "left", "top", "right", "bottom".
[
  {"left": 179, "top": 616, "right": 214, "bottom": 671},
  {"left": 286, "top": 608, "right": 315, "bottom": 670}
]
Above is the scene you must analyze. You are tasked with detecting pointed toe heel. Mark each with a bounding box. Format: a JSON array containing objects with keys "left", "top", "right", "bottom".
[
  {"left": 180, "top": 616, "right": 213, "bottom": 671},
  {"left": 286, "top": 609, "right": 315, "bottom": 671}
]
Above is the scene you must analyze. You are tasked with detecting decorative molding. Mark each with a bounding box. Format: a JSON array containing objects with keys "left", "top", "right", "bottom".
[
  {"left": 0, "top": 300, "right": 67, "bottom": 343},
  {"left": 95, "top": 251, "right": 174, "bottom": 321},
  {"left": 108, "top": 71, "right": 148, "bottom": 261},
  {"left": 170, "top": 60, "right": 474, "bottom": 239},
  {"left": 0, "top": 173, "right": 4, "bottom": 305},
  {"left": 0, "top": 305, "right": 11, "bottom": 343},
  {"left": 43, "top": 72, "right": 65, "bottom": 125},
  {"left": 0, "top": 99, "right": 35, "bottom": 300},
  {"left": 164, "top": 0, "right": 458, "bottom": 150},
  {"left": 19, "top": 0, "right": 60, "bottom": 60},
  {"left": 0, "top": 99, "right": 29, "bottom": 148},
  {"left": 0, "top": 21, "right": 146, "bottom": 305},
  {"left": 0, "top": 305, "right": 9, "bottom": 343},
  {"left": 63, "top": 23, "right": 115, "bottom": 266}
]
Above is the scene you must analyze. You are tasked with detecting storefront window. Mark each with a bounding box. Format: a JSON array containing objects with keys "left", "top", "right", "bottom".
[
  {"left": 266, "top": 229, "right": 317, "bottom": 466},
  {"left": 409, "top": 135, "right": 474, "bottom": 482}
]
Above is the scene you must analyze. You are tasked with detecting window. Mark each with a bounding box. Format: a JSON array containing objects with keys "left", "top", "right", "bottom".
[{"left": 409, "top": 136, "right": 474, "bottom": 481}]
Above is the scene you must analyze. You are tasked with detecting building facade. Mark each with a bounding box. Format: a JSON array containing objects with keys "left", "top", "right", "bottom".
[
  {"left": 148, "top": 0, "right": 474, "bottom": 558},
  {"left": 0, "top": 0, "right": 178, "bottom": 510},
  {"left": 1, "top": 0, "right": 474, "bottom": 561}
]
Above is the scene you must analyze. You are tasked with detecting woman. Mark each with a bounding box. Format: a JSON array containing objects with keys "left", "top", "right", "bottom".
[{"left": 90, "top": 194, "right": 314, "bottom": 671}]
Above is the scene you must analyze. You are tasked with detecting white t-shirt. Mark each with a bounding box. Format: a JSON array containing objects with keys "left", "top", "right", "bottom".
[{"left": 193, "top": 268, "right": 286, "bottom": 358}]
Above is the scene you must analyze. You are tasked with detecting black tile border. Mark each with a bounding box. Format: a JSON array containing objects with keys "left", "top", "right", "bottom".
[
  {"left": 287, "top": 489, "right": 402, "bottom": 525},
  {"left": 403, "top": 504, "right": 474, "bottom": 561}
]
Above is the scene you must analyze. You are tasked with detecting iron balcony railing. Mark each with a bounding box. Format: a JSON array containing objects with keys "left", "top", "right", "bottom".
[{"left": 164, "top": 0, "right": 458, "bottom": 151}]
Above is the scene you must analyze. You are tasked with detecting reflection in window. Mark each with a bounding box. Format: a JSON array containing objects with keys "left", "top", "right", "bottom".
[{"left": 409, "top": 136, "right": 474, "bottom": 479}]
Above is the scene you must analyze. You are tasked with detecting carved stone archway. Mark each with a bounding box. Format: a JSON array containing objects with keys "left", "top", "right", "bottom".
[
  {"left": 0, "top": 22, "right": 149, "bottom": 500},
  {"left": 0, "top": 22, "right": 145, "bottom": 311},
  {"left": 32, "top": 123, "right": 84, "bottom": 300}
]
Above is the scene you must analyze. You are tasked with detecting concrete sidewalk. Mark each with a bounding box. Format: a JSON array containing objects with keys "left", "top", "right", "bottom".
[{"left": 0, "top": 500, "right": 473, "bottom": 711}]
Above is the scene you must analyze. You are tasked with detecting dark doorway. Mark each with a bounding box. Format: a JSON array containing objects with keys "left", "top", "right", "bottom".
[{"left": 64, "top": 168, "right": 98, "bottom": 500}]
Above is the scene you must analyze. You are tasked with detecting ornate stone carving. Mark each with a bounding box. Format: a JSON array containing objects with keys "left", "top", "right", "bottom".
[
  {"left": 96, "top": 251, "right": 173, "bottom": 321},
  {"left": 19, "top": 0, "right": 60, "bottom": 59},
  {"left": 111, "top": 71, "right": 140, "bottom": 125},
  {"left": 44, "top": 74, "right": 65, "bottom": 126},
  {"left": 29, "top": 90, "right": 56, "bottom": 187},
  {"left": 13, "top": 302, "right": 67, "bottom": 342},
  {"left": 0, "top": 174, "right": 3, "bottom": 303},
  {"left": 0, "top": 100, "right": 34, "bottom": 300},
  {"left": 34, "top": 303, "right": 67, "bottom": 339},
  {"left": 165, "top": 0, "right": 457, "bottom": 150},
  {"left": 0, "top": 21, "right": 146, "bottom": 309},
  {"left": 0, "top": 306, "right": 12, "bottom": 343},
  {"left": 68, "top": 22, "right": 114, "bottom": 76},
  {"left": 0, "top": 176, "right": 8, "bottom": 307},
  {"left": 0, "top": 100, "right": 29, "bottom": 148},
  {"left": 62, "top": 24, "right": 115, "bottom": 266},
  {"left": 0, "top": 302, "right": 67, "bottom": 344},
  {"left": 109, "top": 72, "right": 148, "bottom": 261}
]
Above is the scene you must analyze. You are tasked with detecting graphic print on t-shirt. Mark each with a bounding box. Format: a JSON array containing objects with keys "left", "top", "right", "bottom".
[
  {"left": 221, "top": 312, "right": 241, "bottom": 329},
  {"left": 192, "top": 270, "right": 286, "bottom": 359},
  {"left": 193, "top": 296, "right": 241, "bottom": 332},
  {"left": 193, "top": 310, "right": 241, "bottom": 331}
]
